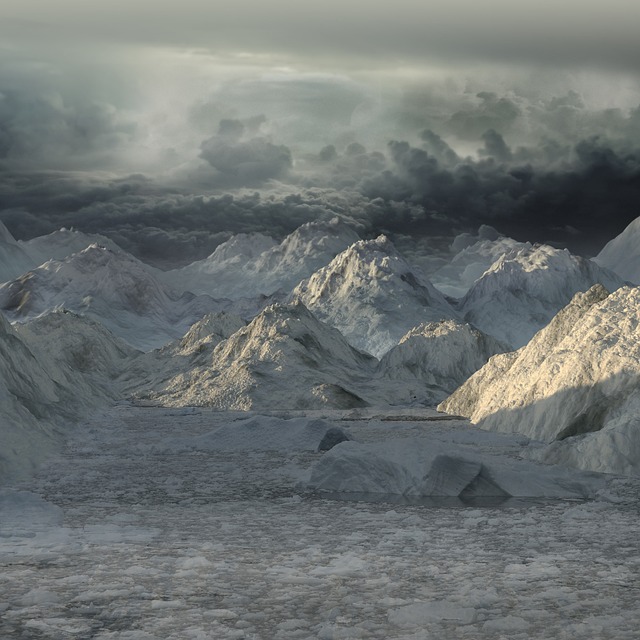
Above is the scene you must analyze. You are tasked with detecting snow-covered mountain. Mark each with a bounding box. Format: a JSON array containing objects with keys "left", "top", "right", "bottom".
[
  {"left": 162, "top": 218, "right": 360, "bottom": 298},
  {"left": 379, "top": 320, "right": 507, "bottom": 398},
  {"left": 0, "top": 310, "right": 135, "bottom": 481},
  {"left": 161, "top": 232, "right": 277, "bottom": 296},
  {"left": 291, "top": 235, "right": 460, "bottom": 357},
  {"left": 0, "top": 221, "right": 37, "bottom": 284},
  {"left": 0, "top": 244, "right": 225, "bottom": 350},
  {"left": 430, "top": 235, "right": 529, "bottom": 298},
  {"left": 20, "top": 227, "right": 123, "bottom": 267},
  {"left": 594, "top": 216, "right": 640, "bottom": 284},
  {"left": 139, "top": 301, "right": 381, "bottom": 410},
  {"left": 14, "top": 309, "right": 137, "bottom": 388},
  {"left": 439, "top": 284, "right": 640, "bottom": 475},
  {"left": 459, "top": 244, "right": 625, "bottom": 349},
  {"left": 121, "top": 311, "right": 247, "bottom": 395}
]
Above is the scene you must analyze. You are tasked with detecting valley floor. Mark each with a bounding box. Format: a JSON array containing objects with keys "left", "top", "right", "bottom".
[{"left": 1, "top": 406, "right": 640, "bottom": 639}]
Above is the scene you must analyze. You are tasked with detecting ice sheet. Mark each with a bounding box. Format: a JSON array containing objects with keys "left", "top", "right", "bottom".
[{"left": 1, "top": 406, "right": 639, "bottom": 639}]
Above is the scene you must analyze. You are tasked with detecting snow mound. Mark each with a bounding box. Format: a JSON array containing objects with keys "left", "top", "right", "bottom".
[
  {"left": 379, "top": 320, "right": 507, "bottom": 398},
  {"left": 594, "top": 216, "right": 640, "bottom": 284},
  {"left": 292, "top": 235, "right": 459, "bottom": 357},
  {"left": 158, "top": 416, "right": 351, "bottom": 453},
  {"left": 0, "top": 244, "right": 226, "bottom": 350},
  {"left": 440, "top": 284, "right": 640, "bottom": 475},
  {"left": 308, "top": 439, "right": 603, "bottom": 498},
  {"left": 459, "top": 243, "right": 625, "bottom": 348},
  {"left": 20, "top": 227, "right": 123, "bottom": 266},
  {"left": 163, "top": 218, "right": 360, "bottom": 298},
  {"left": 140, "top": 301, "right": 379, "bottom": 410},
  {"left": 430, "top": 235, "right": 530, "bottom": 298}
]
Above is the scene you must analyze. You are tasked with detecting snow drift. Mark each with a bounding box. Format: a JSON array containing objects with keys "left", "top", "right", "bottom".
[
  {"left": 157, "top": 415, "right": 351, "bottom": 454},
  {"left": 308, "top": 439, "right": 603, "bottom": 498},
  {"left": 440, "top": 284, "right": 640, "bottom": 475}
]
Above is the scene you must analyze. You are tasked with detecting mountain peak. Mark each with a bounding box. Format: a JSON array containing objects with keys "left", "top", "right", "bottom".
[{"left": 292, "top": 237, "right": 458, "bottom": 357}]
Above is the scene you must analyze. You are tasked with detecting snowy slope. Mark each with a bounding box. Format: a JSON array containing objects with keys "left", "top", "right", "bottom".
[
  {"left": 594, "top": 216, "right": 640, "bottom": 284},
  {"left": 139, "top": 301, "right": 381, "bottom": 410},
  {"left": 430, "top": 236, "right": 529, "bottom": 298},
  {"left": 161, "top": 232, "right": 277, "bottom": 296},
  {"left": 291, "top": 236, "right": 460, "bottom": 357},
  {"left": 0, "top": 313, "right": 69, "bottom": 481},
  {"left": 15, "top": 309, "right": 137, "bottom": 390},
  {"left": 439, "top": 284, "right": 640, "bottom": 475},
  {"left": 20, "top": 227, "right": 123, "bottom": 266},
  {"left": 0, "top": 221, "right": 36, "bottom": 284},
  {"left": 0, "top": 310, "right": 135, "bottom": 482},
  {"left": 134, "top": 310, "right": 494, "bottom": 409},
  {"left": 459, "top": 244, "right": 625, "bottom": 349},
  {"left": 121, "top": 311, "right": 247, "bottom": 395},
  {"left": 162, "top": 218, "right": 360, "bottom": 298},
  {"left": 0, "top": 244, "right": 226, "bottom": 350},
  {"left": 379, "top": 320, "right": 507, "bottom": 398}
]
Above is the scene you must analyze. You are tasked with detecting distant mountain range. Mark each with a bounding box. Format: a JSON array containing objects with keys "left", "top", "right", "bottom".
[{"left": 1, "top": 214, "right": 640, "bottom": 480}]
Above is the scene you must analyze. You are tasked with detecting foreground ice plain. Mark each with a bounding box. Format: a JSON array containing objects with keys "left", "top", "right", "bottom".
[{"left": 2, "top": 406, "right": 640, "bottom": 640}]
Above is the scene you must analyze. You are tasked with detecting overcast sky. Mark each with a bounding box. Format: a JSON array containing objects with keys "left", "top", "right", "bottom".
[{"left": 1, "top": 1, "right": 640, "bottom": 265}]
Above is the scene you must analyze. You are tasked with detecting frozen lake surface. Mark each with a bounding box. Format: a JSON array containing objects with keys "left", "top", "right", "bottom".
[{"left": 2, "top": 405, "right": 640, "bottom": 639}]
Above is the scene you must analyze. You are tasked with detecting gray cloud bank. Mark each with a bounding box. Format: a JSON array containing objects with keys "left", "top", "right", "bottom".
[
  {"left": 1, "top": 9, "right": 640, "bottom": 266},
  {"left": 3, "top": 1, "right": 640, "bottom": 71}
]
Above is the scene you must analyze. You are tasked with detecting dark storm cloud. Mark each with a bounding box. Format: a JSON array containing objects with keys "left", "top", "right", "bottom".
[
  {"left": 199, "top": 119, "right": 292, "bottom": 185},
  {"left": 359, "top": 134, "right": 640, "bottom": 255},
  {"left": 0, "top": 86, "right": 136, "bottom": 171},
  {"left": 3, "top": 126, "right": 640, "bottom": 265}
]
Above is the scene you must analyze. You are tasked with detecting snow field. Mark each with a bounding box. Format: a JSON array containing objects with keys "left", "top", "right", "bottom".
[{"left": 2, "top": 406, "right": 640, "bottom": 639}]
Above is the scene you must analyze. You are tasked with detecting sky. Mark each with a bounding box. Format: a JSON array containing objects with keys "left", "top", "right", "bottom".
[{"left": 1, "top": 1, "right": 640, "bottom": 266}]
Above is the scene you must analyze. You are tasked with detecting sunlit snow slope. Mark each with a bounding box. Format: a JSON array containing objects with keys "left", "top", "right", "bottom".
[
  {"left": 459, "top": 244, "right": 625, "bottom": 348},
  {"left": 139, "top": 301, "right": 379, "bottom": 410},
  {"left": 440, "top": 284, "right": 640, "bottom": 474},
  {"left": 594, "top": 215, "right": 640, "bottom": 284}
]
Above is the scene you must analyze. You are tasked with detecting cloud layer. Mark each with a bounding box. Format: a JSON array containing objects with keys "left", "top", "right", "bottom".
[{"left": 1, "top": 13, "right": 640, "bottom": 266}]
